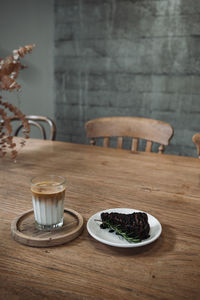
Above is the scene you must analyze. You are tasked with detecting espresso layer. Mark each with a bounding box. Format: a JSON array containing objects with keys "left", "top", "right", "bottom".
[{"left": 31, "top": 181, "right": 65, "bottom": 201}]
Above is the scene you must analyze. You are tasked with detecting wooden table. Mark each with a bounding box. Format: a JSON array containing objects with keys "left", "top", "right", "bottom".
[{"left": 0, "top": 139, "right": 199, "bottom": 299}]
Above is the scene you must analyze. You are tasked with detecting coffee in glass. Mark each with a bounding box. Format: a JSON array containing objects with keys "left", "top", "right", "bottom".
[{"left": 31, "top": 175, "right": 66, "bottom": 230}]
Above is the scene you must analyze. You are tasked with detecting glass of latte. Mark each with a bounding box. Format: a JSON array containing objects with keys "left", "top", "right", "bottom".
[{"left": 31, "top": 175, "right": 66, "bottom": 231}]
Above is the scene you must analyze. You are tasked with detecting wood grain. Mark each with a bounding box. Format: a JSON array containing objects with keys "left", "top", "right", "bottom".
[{"left": 0, "top": 138, "right": 200, "bottom": 300}]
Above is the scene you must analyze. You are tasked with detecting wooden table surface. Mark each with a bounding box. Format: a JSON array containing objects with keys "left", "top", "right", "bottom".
[{"left": 0, "top": 139, "right": 200, "bottom": 300}]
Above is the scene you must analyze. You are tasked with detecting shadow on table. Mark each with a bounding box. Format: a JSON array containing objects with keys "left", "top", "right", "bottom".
[{"left": 89, "top": 224, "right": 175, "bottom": 257}]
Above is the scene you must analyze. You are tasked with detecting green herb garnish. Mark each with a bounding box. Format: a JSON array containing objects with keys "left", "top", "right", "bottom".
[{"left": 101, "top": 220, "right": 141, "bottom": 243}]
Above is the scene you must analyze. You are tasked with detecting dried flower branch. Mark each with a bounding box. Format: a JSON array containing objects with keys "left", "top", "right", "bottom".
[{"left": 0, "top": 44, "right": 35, "bottom": 158}]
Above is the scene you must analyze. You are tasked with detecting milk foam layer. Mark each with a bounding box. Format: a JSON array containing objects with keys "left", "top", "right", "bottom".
[{"left": 31, "top": 181, "right": 65, "bottom": 228}]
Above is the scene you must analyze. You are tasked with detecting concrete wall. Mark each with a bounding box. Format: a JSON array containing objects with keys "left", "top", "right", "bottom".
[
  {"left": 54, "top": 0, "right": 200, "bottom": 156},
  {"left": 0, "top": 0, "right": 54, "bottom": 138}
]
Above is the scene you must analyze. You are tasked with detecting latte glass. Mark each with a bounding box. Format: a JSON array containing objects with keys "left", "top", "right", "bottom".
[{"left": 31, "top": 175, "right": 66, "bottom": 231}]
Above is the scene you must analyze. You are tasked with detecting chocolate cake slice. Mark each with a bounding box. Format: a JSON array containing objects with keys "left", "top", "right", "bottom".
[{"left": 100, "top": 211, "right": 150, "bottom": 242}]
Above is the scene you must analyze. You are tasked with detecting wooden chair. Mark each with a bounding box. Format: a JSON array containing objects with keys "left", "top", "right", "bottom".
[
  {"left": 192, "top": 133, "right": 200, "bottom": 158},
  {"left": 11, "top": 115, "right": 56, "bottom": 140},
  {"left": 85, "top": 117, "right": 174, "bottom": 153}
]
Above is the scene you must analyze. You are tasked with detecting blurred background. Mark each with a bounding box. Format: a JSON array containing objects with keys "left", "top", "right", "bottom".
[{"left": 0, "top": 0, "right": 200, "bottom": 156}]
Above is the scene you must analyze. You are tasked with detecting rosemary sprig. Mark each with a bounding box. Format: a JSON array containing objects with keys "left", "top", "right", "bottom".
[{"left": 95, "top": 219, "right": 141, "bottom": 243}]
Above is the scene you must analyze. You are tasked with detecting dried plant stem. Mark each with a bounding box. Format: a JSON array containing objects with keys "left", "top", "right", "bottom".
[{"left": 0, "top": 44, "right": 35, "bottom": 159}]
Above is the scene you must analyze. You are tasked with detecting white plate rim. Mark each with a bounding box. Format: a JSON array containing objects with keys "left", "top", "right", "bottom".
[{"left": 87, "top": 208, "right": 162, "bottom": 248}]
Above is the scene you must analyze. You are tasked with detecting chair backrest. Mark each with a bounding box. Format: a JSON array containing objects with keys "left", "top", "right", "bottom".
[
  {"left": 85, "top": 117, "right": 174, "bottom": 153},
  {"left": 192, "top": 133, "right": 200, "bottom": 158},
  {"left": 11, "top": 115, "right": 56, "bottom": 140}
]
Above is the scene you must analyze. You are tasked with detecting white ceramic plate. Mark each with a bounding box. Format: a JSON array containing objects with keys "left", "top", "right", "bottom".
[{"left": 87, "top": 208, "right": 162, "bottom": 248}]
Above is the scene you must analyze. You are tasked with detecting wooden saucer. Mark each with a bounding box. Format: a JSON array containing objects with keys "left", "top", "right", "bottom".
[{"left": 11, "top": 208, "right": 84, "bottom": 247}]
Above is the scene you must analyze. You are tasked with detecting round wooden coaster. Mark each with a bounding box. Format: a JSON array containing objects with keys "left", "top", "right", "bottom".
[{"left": 11, "top": 208, "right": 84, "bottom": 247}]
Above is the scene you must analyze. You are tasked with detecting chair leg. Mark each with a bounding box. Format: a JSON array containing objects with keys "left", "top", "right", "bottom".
[{"left": 158, "top": 145, "right": 164, "bottom": 154}]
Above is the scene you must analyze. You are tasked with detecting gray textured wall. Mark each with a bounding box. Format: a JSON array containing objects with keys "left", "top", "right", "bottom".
[{"left": 54, "top": 0, "right": 200, "bottom": 156}]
